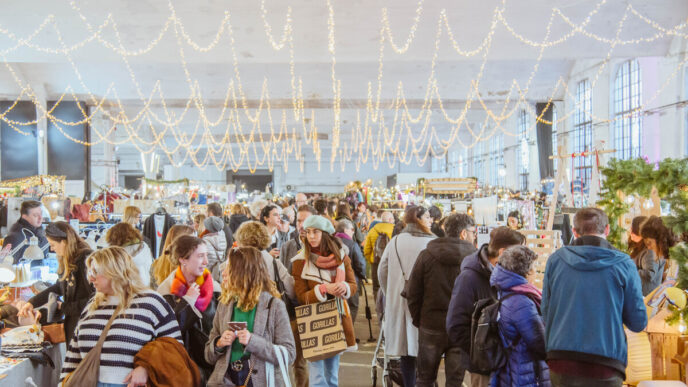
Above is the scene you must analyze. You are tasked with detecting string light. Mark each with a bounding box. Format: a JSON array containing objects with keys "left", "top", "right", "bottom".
[{"left": 0, "top": 1, "right": 684, "bottom": 171}]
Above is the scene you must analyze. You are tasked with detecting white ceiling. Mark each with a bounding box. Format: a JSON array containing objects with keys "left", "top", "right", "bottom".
[{"left": 0, "top": 0, "right": 686, "bottom": 168}]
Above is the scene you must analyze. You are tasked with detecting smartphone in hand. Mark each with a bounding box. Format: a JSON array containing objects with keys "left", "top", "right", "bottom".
[{"left": 227, "top": 321, "right": 248, "bottom": 331}]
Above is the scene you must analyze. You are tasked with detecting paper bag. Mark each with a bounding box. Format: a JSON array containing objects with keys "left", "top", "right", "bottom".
[{"left": 295, "top": 299, "right": 347, "bottom": 361}]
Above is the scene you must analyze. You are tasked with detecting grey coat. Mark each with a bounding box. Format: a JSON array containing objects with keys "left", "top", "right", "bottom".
[
  {"left": 203, "top": 232, "right": 227, "bottom": 283},
  {"left": 204, "top": 292, "right": 296, "bottom": 387},
  {"left": 635, "top": 248, "right": 665, "bottom": 296},
  {"left": 279, "top": 238, "right": 302, "bottom": 273}
]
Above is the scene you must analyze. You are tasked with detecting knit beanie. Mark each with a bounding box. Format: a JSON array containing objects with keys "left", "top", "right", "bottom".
[
  {"left": 303, "top": 215, "right": 335, "bottom": 235},
  {"left": 204, "top": 216, "right": 225, "bottom": 233}
]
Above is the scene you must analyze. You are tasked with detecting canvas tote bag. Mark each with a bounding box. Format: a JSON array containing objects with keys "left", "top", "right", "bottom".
[{"left": 63, "top": 311, "right": 119, "bottom": 387}]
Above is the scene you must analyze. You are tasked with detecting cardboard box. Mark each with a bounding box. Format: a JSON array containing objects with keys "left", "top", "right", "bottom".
[{"left": 295, "top": 299, "right": 347, "bottom": 361}]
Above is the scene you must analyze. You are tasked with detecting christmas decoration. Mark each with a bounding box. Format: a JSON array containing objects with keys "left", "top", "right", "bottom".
[{"left": 598, "top": 157, "right": 688, "bottom": 324}]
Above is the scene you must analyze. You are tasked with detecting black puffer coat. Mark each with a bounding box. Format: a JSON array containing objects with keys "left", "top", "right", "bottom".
[
  {"left": 445, "top": 244, "right": 496, "bottom": 355},
  {"left": 406, "top": 237, "right": 476, "bottom": 331}
]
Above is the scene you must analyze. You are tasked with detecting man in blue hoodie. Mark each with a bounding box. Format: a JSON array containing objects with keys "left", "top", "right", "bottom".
[{"left": 542, "top": 208, "right": 647, "bottom": 387}]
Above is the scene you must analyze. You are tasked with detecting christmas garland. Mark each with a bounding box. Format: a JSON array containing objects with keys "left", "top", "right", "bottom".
[
  {"left": 597, "top": 157, "right": 688, "bottom": 323},
  {"left": 143, "top": 177, "right": 190, "bottom": 186}
]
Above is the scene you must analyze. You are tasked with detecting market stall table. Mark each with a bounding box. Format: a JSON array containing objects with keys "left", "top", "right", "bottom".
[{"left": 0, "top": 343, "right": 65, "bottom": 386}]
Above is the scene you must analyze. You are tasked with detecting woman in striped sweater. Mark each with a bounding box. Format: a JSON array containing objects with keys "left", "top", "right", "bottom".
[{"left": 60, "top": 246, "right": 183, "bottom": 387}]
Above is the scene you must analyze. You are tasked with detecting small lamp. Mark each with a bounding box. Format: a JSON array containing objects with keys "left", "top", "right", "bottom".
[{"left": 22, "top": 235, "right": 44, "bottom": 261}]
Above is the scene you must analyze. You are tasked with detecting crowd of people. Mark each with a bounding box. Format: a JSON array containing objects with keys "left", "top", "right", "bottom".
[{"left": 1, "top": 196, "right": 673, "bottom": 387}]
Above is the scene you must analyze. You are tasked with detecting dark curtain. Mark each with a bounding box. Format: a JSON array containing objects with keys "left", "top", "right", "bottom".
[
  {"left": 536, "top": 102, "right": 554, "bottom": 179},
  {"left": 47, "top": 101, "right": 88, "bottom": 179},
  {"left": 1, "top": 101, "right": 38, "bottom": 180}
]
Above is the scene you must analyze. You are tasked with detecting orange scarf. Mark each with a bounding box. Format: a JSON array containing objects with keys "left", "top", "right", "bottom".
[{"left": 170, "top": 267, "right": 214, "bottom": 312}]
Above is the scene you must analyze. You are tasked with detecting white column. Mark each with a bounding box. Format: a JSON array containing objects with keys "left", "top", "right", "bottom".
[{"left": 33, "top": 84, "right": 48, "bottom": 175}]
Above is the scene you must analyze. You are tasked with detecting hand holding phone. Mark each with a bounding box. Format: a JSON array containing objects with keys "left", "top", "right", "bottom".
[{"left": 227, "top": 321, "right": 248, "bottom": 331}]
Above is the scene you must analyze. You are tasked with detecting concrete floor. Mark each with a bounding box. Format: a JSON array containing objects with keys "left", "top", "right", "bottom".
[{"left": 336, "top": 282, "right": 467, "bottom": 387}]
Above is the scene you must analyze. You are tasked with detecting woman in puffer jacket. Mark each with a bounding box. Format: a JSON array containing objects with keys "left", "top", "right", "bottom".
[
  {"left": 201, "top": 216, "right": 227, "bottom": 283},
  {"left": 489, "top": 245, "right": 550, "bottom": 387}
]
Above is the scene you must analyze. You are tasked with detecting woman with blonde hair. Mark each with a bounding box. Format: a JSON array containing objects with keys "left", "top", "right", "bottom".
[
  {"left": 60, "top": 246, "right": 182, "bottom": 387},
  {"left": 106, "top": 222, "right": 154, "bottom": 287},
  {"left": 123, "top": 206, "right": 143, "bottom": 229},
  {"left": 151, "top": 224, "right": 195, "bottom": 287},
  {"left": 18, "top": 221, "right": 93, "bottom": 344},
  {"left": 158, "top": 235, "right": 220, "bottom": 383},
  {"left": 205, "top": 247, "right": 295, "bottom": 387},
  {"left": 193, "top": 213, "right": 206, "bottom": 235}
]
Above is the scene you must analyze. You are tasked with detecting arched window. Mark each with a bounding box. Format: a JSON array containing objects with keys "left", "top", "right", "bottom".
[
  {"left": 614, "top": 59, "right": 642, "bottom": 160},
  {"left": 573, "top": 79, "right": 593, "bottom": 186}
]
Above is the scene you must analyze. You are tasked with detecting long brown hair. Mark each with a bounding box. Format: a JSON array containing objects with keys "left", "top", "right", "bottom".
[
  {"left": 151, "top": 224, "right": 195, "bottom": 285},
  {"left": 302, "top": 231, "right": 342, "bottom": 262},
  {"left": 404, "top": 205, "right": 431, "bottom": 234},
  {"left": 640, "top": 216, "right": 676, "bottom": 260},
  {"left": 336, "top": 202, "right": 351, "bottom": 219},
  {"left": 219, "top": 247, "right": 280, "bottom": 310},
  {"left": 46, "top": 221, "right": 91, "bottom": 280}
]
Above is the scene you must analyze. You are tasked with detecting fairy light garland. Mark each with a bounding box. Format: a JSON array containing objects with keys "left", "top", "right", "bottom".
[{"left": 0, "top": 1, "right": 684, "bottom": 171}]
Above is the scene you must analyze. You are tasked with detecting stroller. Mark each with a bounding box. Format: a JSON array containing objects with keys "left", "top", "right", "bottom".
[{"left": 371, "top": 288, "right": 404, "bottom": 387}]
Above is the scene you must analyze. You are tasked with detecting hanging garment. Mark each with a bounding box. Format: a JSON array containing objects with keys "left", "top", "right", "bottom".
[{"left": 143, "top": 213, "right": 175, "bottom": 258}]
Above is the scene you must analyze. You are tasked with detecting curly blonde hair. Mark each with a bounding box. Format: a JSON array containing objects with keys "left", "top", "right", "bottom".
[
  {"left": 220, "top": 247, "right": 279, "bottom": 311},
  {"left": 86, "top": 246, "right": 148, "bottom": 314},
  {"left": 234, "top": 221, "right": 270, "bottom": 250}
]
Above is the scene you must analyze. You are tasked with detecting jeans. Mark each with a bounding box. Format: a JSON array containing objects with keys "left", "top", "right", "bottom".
[
  {"left": 97, "top": 383, "right": 127, "bottom": 387},
  {"left": 309, "top": 354, "right": 340, "bottom": 387},
  {"left": 416, "top": 327, "right": 467, "bottom": 387},
  {"left": 550, "top": 371, "right": 623, "bottom": 387},
  {"left": 400, "top": 355, "right": 417, "bottom": 387}
]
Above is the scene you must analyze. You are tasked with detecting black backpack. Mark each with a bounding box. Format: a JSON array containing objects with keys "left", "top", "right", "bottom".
[
  {"left": 469, "top": 293, "right": 518, "bottom": 374},
  {"left": 373, "top": 232, "right": 390, "bottom": 264}
]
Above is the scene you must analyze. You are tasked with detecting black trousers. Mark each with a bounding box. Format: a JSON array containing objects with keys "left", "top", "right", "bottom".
[
  {"left": 551, "top": 371, "right": 623, "bottom": 387},
  {"left": 416, "top": 327, "right": 467, "bottom": 387}
]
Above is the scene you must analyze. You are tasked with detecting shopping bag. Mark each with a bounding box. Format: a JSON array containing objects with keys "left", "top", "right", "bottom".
[{"left": 295, "top": 299, "right": 347, "bottom": 361}]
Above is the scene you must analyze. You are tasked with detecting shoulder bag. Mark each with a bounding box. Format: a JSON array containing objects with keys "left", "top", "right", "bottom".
[
  {"left": 63, "top": 310, "right": 119, "bottom": 387},
  {"left": 394, "top": 237, "right": 410, "bottom": 299}
]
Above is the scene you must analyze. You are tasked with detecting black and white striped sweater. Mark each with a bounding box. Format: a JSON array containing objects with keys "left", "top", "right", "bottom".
[{"left": 60, "top": 290, "right": 183, "bottom": 384}]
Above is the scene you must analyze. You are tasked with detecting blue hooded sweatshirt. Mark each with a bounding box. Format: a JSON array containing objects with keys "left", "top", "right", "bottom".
[{"left": 541, "top": 236, "right": 647, "bottom": 376}]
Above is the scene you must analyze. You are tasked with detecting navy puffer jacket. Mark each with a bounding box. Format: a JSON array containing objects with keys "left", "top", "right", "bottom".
[{"left": 489, "top": 265, "right": 550, "bottom": 387}]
